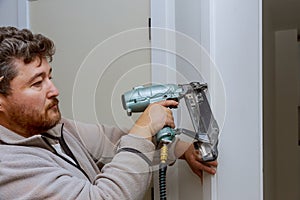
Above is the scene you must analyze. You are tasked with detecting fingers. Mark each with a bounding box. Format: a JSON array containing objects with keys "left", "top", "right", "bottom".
[
  {"left": 199, "top": 162, "right": 217, "bottom": 175},
  {"left": 194, "top": 151, "right": 218, "bottom": 174},
  {"left": 206, "top": 160, "right": 218, "bottom": 168},
  {"left": 156, "top": 100, "right": 177, "bottom": 128},
  {"left": 190, "top": 155, "right": 217, "bottom": 174},
  {"left": 164, "top": 108, "right": 175, "bottom": 128},
  {"left": 130, "top": 101, "right": 177, "bottom": 138},
  {"left": 156, "top": 100, "right": 179, "bottom": 108},
  {"left": 193, "top": 149, "right": 218, "bottom": 168},
  {"left": 184, "top": 144, "right": 217, "bottom": 182},
  {"left": 147, "top": 102, "right": 176, "bottom": 132}
]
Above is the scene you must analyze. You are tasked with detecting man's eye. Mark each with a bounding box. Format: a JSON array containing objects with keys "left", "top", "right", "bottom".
[{"left": 32, "top": 81, "right": 42, "bottom": 87}]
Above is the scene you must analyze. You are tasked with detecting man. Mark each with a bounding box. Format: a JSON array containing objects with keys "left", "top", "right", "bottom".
[{"left": 0, "top": 27, "right": 217, "bottom": 199}]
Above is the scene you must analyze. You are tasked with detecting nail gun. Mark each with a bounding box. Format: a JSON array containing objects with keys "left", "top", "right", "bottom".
[{"left": 121, "top": 82, "right": 219, "bottom": 162}]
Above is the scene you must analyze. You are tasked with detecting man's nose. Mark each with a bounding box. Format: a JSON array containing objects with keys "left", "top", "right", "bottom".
[{"left": 47, "top": 80, "right": 59, "bottom": 98}]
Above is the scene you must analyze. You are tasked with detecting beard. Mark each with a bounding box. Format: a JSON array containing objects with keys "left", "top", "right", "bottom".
[{"left": 7, "top": 98, "right": 62, "bottom": 136}]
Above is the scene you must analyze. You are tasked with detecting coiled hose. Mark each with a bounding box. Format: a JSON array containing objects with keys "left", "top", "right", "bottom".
[
  {"left": 159, "top": 163, "right": 167, "bottom": 200},
  {"left": 159, "top": 144, "right": 168, "bottom": 200}
]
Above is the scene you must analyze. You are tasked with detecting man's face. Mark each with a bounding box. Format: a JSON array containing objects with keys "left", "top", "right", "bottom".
[{"left": 0, "top": 57, "right": 61, "bottom": 137}]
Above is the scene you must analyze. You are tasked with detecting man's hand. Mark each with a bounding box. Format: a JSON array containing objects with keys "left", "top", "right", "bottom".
[
  {"left": 181, "top": 144, "right": 218, "bottom": 181},
  {"left": 129, "top": 100, "right": 178, "bottom": 140}
]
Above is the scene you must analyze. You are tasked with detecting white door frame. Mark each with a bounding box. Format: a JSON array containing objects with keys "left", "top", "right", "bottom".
[
  {"left": 0, "top": 0, "right": 29, "bottom": 28},
  {"left": 17, "top": 0, "right": 29, "bottom": 28},
  {"left": 150, "top": 0, "right": 218, "bottom": 199},
  {"left": 151, "top": 0, "right": 263, "bottom": 199},
  {"left": 150, "top": 1, "right": 178, "bottom": 199}
]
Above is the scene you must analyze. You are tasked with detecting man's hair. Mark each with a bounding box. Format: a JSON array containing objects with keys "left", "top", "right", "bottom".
[{"left": 0, "top": 26, "right": 55, "bottom": 96}]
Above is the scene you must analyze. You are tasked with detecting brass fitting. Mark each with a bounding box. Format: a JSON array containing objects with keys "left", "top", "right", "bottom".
[{"left": 160, "top": 143, "right": 168, "bottom": 164}]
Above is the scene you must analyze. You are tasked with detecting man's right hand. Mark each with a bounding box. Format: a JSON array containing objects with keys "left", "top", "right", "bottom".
[{"left": 129, "top": 100, "right": 178, "bottom": 140}]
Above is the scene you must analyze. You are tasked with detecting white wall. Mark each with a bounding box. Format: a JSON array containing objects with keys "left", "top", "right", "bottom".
[{"left": 28, "top": 0, "right": 151, "bottom": 130}]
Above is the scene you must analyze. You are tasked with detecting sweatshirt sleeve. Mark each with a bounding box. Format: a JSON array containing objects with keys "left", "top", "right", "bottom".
[
  {"left": 59, "top": 119, "right": 156, "bottom": 199},
  {"left": 62, "top": 118, "right": 127, "bottom": 165},
  {"left": 0, "top": 137, "right": 155, "bottom": 200}
]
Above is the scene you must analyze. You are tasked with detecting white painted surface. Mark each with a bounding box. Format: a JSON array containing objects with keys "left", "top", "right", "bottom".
[
  {"left": 4, "top": 0, "right": 263, "bottom": 199},
  {"left": 0, "top": 0, "right": 28, "bottom": 28},
  {"left": 28, "top": 0, "right": 151, "bottom": 130},
  {"left": 151, "top": 0, "right": 263, "bottom": 199},
  {"left": 213, "top": 0, "right": 263, "bottom": 199}
]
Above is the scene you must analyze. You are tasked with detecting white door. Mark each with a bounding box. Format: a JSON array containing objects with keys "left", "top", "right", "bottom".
[{"left": 151, "top": 0, "right": 263, "bottom": 199}]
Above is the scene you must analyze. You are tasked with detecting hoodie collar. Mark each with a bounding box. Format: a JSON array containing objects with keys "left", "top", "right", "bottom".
[{"left": 0, "top": 122, "right": 63, "bottom": 148}]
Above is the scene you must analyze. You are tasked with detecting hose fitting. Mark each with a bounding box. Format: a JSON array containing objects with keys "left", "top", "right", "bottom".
[{"left": 160, "top": 143, "right": 168, "bottom": 163}]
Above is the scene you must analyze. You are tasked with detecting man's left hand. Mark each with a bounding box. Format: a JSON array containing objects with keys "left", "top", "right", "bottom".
[{"left": 181, "top": 144, "right": 218, "bottom": 181}]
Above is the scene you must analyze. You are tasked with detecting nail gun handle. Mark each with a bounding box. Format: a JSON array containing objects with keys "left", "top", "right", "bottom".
[{"left": 156, "top": 126, "right": 176, "bottom": 145}]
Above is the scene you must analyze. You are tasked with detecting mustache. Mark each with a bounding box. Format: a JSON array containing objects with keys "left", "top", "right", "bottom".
[{"left": 47, "top": 98, "right": 59, "bottom": 109}]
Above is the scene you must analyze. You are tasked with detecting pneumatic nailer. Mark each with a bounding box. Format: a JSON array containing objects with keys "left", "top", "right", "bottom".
[
  {"left": 122, "top": 82, "right": 219, "bottom": 200},
  {"left": 122, "top": 82, "right": 219, "bottom": 162}
]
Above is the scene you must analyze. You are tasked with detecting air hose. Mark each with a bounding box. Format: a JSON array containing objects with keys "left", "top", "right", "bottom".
[{"left": 159, "top": 143, "right": 168, "bottom": 200}]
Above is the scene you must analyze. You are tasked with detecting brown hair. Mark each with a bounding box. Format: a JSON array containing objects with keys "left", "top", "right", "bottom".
[{"left": 0, "top": 26, "right": 55, "bottom": 95}]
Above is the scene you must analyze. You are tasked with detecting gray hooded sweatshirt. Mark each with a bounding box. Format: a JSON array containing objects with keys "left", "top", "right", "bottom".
[{"left": 0, "top": 118, "right": 162, "bottom": 200}]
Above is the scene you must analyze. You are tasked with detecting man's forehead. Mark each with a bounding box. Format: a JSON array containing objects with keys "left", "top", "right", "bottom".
[
  {"left": 13, "top": 57, "right": 42, "bottom": 68},
  {"left": 12, "top": 58, "right": 52, "bottom": 82}
]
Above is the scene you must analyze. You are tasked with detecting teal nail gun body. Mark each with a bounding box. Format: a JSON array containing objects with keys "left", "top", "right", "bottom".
[{"left": 122, "top": 82, "right": 219, "bottom": 162}]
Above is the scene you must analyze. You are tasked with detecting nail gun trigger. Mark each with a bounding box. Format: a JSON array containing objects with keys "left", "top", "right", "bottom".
[{"left": 166, "top": 98, "right": 179, "bottom": 108}]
